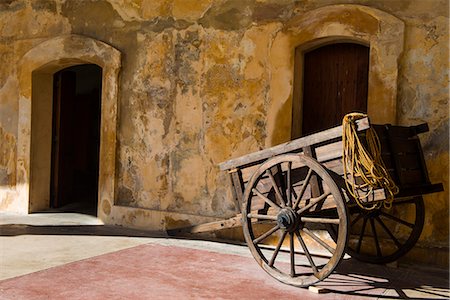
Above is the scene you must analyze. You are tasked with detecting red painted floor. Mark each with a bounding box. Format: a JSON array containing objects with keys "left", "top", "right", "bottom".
[{"left": 0, "top": 242, "right": 448, "bottom": 300}]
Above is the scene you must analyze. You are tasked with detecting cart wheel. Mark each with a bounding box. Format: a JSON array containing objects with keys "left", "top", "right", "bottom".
[
  {"left": 327, "top": 196, "right": 424, "bottom": 264},
  {"left": 242, "top": 154, "right": 348, "bottom": 287}
]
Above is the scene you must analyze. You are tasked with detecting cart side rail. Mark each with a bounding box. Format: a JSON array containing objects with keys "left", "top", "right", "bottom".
[
  {"left": 219, "top": 117, "right": 370, "bottom": 171},
  {"left": 373, "top": 123, "right": 444, "bottom": 198}
]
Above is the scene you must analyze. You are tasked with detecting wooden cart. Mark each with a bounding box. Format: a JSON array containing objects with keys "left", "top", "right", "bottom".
[{"left": 172, "top": 118, "right": 443, "bottom": 287}]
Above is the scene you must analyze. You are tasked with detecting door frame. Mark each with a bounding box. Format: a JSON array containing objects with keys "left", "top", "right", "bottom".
[{"left": 17, "top": 35, "right": 120, "bottom": 220}]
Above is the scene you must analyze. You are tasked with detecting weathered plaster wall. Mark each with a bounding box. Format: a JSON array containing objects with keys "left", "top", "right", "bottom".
[{"left": 0, "top": 0, "right": 448, "bottom": 266}]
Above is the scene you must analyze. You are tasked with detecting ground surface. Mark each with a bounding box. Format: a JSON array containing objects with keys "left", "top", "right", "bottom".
[{"left": 1, "top": 212, "right": 449, "bottom": 300}]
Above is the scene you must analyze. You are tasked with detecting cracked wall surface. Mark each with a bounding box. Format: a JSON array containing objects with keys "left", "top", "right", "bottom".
[{"left": 0, "top": 0, "right": 448, "bottom": 267}]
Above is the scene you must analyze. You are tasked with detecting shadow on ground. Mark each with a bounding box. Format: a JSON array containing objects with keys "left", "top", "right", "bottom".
[
  {"left": 0, "top": 224, "right": 164, "bottom": 238},
  {"left": 322, "top": 259, "right": 449, "bottom": 299},
  {"left": 1, "top": 223, "right": 448, "bottom": 299}
]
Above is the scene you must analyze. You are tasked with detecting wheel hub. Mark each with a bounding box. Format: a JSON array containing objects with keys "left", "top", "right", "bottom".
[{"left": 276, "top": 207, "right": 299, "bottom": 232}]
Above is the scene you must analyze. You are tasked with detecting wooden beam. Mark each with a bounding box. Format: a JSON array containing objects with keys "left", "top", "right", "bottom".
[
  {"left": 219, "top": 117, "right": 369, "bottom": 171},
  {"left": 167, "top": 215, "right": 243, "bottom": 235},
  {"left": 396, "top": 183, "right": 444, "bottom": 198},
  {"left": 230, "top": 169, "right": 245, "bottom": 209}
]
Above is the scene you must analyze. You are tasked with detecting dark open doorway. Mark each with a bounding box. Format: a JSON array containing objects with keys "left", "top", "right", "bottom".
[
  {"left": 50, "top": 64, "right": 102, "bottom": 215},
  {"left": 293, "top": 42, "right": 369, "bottom": 137}
]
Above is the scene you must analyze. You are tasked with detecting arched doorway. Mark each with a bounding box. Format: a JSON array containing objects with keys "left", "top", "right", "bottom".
[
  {"left": 268, "top": 5, "right": 404, "bottom": 144},
  {"left": 17, "top": 35, "right": 121, "bottom": 219},
  {"left": 50, "top": 64, "right": 102, "bottom": 215},
  {"left": 300, "top": 43, "right": 370, "bottom": 135}
]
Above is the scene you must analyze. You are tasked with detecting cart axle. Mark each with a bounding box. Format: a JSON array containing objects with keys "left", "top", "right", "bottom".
[{"left": 277, "top": 207, "right": 300, "bottom": 232}]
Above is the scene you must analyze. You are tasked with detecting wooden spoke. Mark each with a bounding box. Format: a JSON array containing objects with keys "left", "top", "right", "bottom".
[
  {"left": 380, "top": 211, "right": 415, "bottom": 229},
  {"left": 369, "top": 218, "right": 382, "bottom": 257},
  {"left": 291, "top": 189, "right": 298, "bottom": 203},
  {"left": 286, "top": 162, "right": 292, "bottom": 207},
  {"left": 247, "top": 213, "right": 277, "bottom": 221},
  {"left": 326, "top": 196, "right": 424, "bottom": 264},
  {"left": 300, "top": 217, "right": 340, "bottom": 224},
  {"left": 269, "top": 230, "right": 287, "bottom": 267},
  {"left": 350, "top": 213, "right": 364, "bottom": 227},
  {"left": 266, "top": 169, "right": 286, "bottom": 208},
  {"left": 292, "top": 169, "right": 313, "bottom": 210},
  {"left": 253, "top": 225, "right": 280, "bottom": 245},
  {"left": 356, "top": 217, "right": 368, "bottom": 253},
  {"left": 375, "top": 216, "right": 402, "bottom": 249},
  {"left": 252, "top": 188, "right": 281, "bottom": 210},
  {"left": 295, "top": 231, "right": 318, "bottom": 275},
  {"left": 297, "top": 192, "right": 331, "bottom": 215},
  {"left": 290, "top": 232, "right": 295, "bottom": 277},
  {"left": 242, "top": 154, "right": 348, "bottom": 286},
  {"left": 302, "top": 228, "right": 334, "bottom": 255}
]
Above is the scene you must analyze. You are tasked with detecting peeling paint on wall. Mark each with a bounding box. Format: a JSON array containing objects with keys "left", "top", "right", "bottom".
[{"left": 0, "top": 0, "right": 448, "bottom": 267}]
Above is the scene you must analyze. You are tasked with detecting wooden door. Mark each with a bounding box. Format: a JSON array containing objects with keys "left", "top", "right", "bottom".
[
  {"left": 300, "top": 43, "right": 369, "bottom": 135},
  {"left": 51, "top": 71, "right": 76, "bottom": 208}
]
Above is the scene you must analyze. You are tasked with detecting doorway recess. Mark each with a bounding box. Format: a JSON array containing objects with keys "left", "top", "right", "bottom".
[{"left": 50, "top": 65, "right": 102, "bottom": 215}]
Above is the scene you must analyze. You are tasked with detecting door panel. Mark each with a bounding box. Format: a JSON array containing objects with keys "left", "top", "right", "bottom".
[
  {"left": 51, "top": 71, "right": 76, "bottom": 208},
  {"left": 301, "top": 43, "right": 369, "bottom": 135}
]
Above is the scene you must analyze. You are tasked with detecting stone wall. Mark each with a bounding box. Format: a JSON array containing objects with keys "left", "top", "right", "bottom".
[{"left": 0, "top": 0, "right": 448, "bottom": 266}]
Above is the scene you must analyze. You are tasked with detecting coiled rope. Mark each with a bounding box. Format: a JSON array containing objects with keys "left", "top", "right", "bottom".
[{"left": 342, "top": 113, "right": 399, "bottom": 210}]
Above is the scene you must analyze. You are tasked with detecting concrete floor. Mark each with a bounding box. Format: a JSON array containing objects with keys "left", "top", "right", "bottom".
[{"left": 0, "top": 212, "right": 449, "bottom": 299}]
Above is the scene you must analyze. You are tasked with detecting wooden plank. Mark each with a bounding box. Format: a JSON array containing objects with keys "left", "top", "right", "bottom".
[
  {"left": 230, "top": 169, "right": 245, "bottom": 209},
  {"left": 399, "top": 169, "right": 426, "bottom": 185},
  {"left": 354, "top": 188, "right": 386, "bottom": 203},
  {"left": 389, "top": 138, "right": 421, "bottom": 154},
  {"left": 167, "top": 208, "right": 282, "bottom": 235},
  {"left": 415, "top": 137, "right": 431, "bottom": 184},
  {"left": 411, "top": 123, "right": 429, "bottom": 134},
  {"left": 241, "top": 164, "right": 260, "bottom": 182},
  {"left": 397, "top": 154, "right": 422, "bottom": 170},
  {"left": 219, "top": 117, "right": 369, "bottom": 171},
  {"left": 396, "top": 183, "right": 444, "bottom": 198},
  {"left": 167, "top": 215, "right": 243, "bottom": 235},
  {"left": 253, "top": 177, "right": 274, "bottom": 196},
  {"left": 315, "top": 141, "right": 342, "bottom": 163},
  {"left": 51, "top": 72, "right": 63, "bottom": 208},
  {"left": 322, "top": 159, "right": 344, "bottom": 176},
  {"left": 243, "top": 150, "right": 344, "bottom": 190},
  {"left": 383, "top": 124, "right": 403, "bottom": 186},
  {"left": 303, "top": 146, "right": 322, "bottom": 198}
]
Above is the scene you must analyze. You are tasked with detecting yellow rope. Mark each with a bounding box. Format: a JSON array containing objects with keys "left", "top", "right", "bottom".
[{"left": 342, "top": 113, "right": 399, "bottom": 210}]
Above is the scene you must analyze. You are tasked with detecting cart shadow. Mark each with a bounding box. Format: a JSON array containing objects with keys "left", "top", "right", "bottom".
[{"left": 315, "top": 257, "right": 449, "bottom": 299}]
